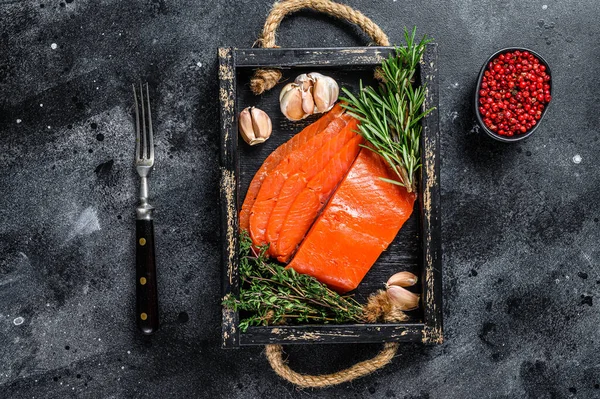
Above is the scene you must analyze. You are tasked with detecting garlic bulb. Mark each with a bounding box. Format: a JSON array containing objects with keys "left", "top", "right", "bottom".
[
  {"left": 238, "top": 107, "right": 272, "bottom": 146},
  {"left": 386, "top": 285, "right": 420, "bottom": 311},
  {"left": 386, "top": 271, "right": 418, "bottom": 288},
  {"left": 279, "top": 72, "right": 339, "bottom": 121}
]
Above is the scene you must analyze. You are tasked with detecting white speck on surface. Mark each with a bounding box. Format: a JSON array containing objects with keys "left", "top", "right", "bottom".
[
  {"left": 50, "top": 43, "right": 57, "bottom": 50},
  {"left": 572, "top": 154, "right": 582, "bottom": 164},
  {"left": 40, "top": 103, "right": 43, "bottom": 107},
  {"left": 121, "top": 366, "right": 125, "bottom": 370},
  {"left": 13, "top": 317, "right": 24, "bottom": 326},
  {"left": 469, "top": 124, "right": 481, "bottom": 134},
  {"left": 18, "top": 252, "right": 27, "bottom": 259},
  {"left": 542, "top": 4, "right": 548, "bottom": 9},
  {"left": 196, "top": 61, "right": 202, "bottom": 67},
  {"left": 66, "top": 207, "right": 101, "bottom": 241},
  {"left": 449, "top": 111, "right": 459, "bottom": 122},
  {"left": 47, "top": 126, "right": 51, "bottom": 129},
  {"left": 127, "top": 351, "right": 131, "bottom": 354},
  {"left": 98, "top": 338, "right": 101, "bottom": 341},
  {"left": 451, "top": 82, "right": 459, "bottom": 88},
  {"left": 16, "top": 119, "right": 21, "bottom": 124},
  {"left": 96, "top": 87, "right": 99, "bottom": 90}
]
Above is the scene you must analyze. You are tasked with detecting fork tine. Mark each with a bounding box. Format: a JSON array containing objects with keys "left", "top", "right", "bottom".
[
  {"left": 133, "top": 84, "right": 141, "bottom": 160},
  {"left": 145, "top": 83, "right": 154, "bottom": 161},
  {"left": 140, "top": 82, "right": 147, "bottom": 160}
]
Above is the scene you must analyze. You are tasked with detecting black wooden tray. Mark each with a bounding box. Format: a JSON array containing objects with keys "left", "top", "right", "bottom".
[{"left": 219, "top": 46, "right": 442, "bottom": 348}]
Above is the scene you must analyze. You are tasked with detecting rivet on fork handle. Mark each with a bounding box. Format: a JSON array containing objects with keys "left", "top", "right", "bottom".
[{"left": 133, "top": 83, "right": 159, "bottom": 335}]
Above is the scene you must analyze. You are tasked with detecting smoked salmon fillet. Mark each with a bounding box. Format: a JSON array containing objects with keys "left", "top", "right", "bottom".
[
  {"left": 266, "top": 118, "right": 360, "bottom": 257},
  {"left": 239, "top": 104, "right": 344, "bottom": 232},
  {"left": 286, "top": 149, "right": 416, "bottom": 293},
  {"left": 249, "top": 114, "right": 352, "bottom": 247},
  {"left": 274, "top": 123, "right": 362, "bottom": 262}
]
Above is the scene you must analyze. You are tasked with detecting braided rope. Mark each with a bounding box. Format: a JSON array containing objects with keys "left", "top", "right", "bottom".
[
  {"left": 250, "top": 0, "right": 390, "bottom": 95},
  {"left": 265, "top": 290, "right": 406, "bottom": 387},
  {"left": 265, "top": 342, "right": 399, "bottom": 388}
]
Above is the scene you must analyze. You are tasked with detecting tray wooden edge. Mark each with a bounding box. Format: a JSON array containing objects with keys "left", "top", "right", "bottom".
[
  {"left": 419, "top": 44, "right": 443, "bottom": 345},
  {"left": 239, "top": 323, "right": 425, "bottom": 346},
  {"left": 219, "top": 47, "right": 240, "bottom": 349},
  {"left": 219, "top": 45, "right": 442, "bottom": 348}
]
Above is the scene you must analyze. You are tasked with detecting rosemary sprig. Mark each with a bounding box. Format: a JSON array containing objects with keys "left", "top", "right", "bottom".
[
  {"left": 340, "top": 27, "right": 434, "bottom": 193},
  {"left": 223, "top": 232, "right": 364, "bottom": 332}
]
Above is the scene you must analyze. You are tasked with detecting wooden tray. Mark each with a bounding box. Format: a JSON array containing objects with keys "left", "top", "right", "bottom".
[{"left": 219, "top": 46, "right": 442, "bottom": 348}]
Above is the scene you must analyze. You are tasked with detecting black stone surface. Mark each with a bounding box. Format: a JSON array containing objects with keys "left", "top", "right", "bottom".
[{"left": 1, "top": 1, "right": 599, "bottom": 398}]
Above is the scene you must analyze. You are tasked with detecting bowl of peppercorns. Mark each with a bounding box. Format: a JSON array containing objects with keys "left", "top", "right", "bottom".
[{"left": 475, "top": 48, "right": 552, "bottom": 142}]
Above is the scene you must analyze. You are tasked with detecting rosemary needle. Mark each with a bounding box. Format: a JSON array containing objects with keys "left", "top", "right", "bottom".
[{"left": 340, "top": 27, "right": 434, "bottom": 193}]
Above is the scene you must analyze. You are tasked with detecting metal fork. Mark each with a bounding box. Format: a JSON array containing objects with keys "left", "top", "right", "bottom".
[{"left": 133, "top": 83, "right": 159, "bottom": 335}]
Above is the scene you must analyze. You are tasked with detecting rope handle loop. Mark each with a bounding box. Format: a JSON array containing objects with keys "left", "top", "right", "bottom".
[
  {"left": 265, "top": 343, "right": 399, "bottom": 388},
  {"left": 265, "top": 290, "right": 407, "bottom": 387},
  {"left": 250, "top": 0, "right": 390, "bottom": 95}
]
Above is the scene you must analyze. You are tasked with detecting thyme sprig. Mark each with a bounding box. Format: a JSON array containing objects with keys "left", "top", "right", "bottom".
[
  {"left": 340, "top": 27, "right": 434, "bottom": 193},
  {"left": 223, "top": 232, "right": 364, "bottom": 332}
]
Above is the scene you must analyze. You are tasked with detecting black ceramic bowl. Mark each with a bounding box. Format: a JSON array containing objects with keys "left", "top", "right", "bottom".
[{"left": 474, "top": 47, "right": 552, "bottom": 143}]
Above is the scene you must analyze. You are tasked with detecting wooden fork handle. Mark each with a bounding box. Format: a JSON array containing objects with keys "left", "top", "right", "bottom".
[{"left": 136, "top": 219, "right": 159, "bottom": 334}]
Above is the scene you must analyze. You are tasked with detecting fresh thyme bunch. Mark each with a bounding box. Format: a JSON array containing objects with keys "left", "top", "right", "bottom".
[
  {"left": 341, "top": 27, "right": 434, "bottom": 193},
  {"left": 223, "top": 232, "right": 364, "bottom": 332}
]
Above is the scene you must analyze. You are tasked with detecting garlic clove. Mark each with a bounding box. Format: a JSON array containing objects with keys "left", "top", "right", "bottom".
[
  {"left": 301, "top": 88, "right": 315, "bottom": 116},
  {"left": 386, "top": 271, "right": 418, "bottom": 288},
  {"left": 386, "top": 285, "right": 420, "bottom": 311},
  {"left": 280, "top": 83, "right": 308, "bottom": 121},
  {"left": 239, "top": 106, "right": 272, "bottom": 146},
  {"left": 311, "top": 73, "right": 339, "bottom": 113},
  {"left": 238, "top": 107, "right": 256, "bottom": 145},
  {"left": 250, "top": 107, "right": 272, "bottom": 140},
  {"left": 279, "top": 82, "right": 295, "bottom": 103}
]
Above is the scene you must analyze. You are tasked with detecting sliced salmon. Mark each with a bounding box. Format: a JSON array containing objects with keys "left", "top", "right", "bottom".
[
  {"left": 265, "top": 119, "right": 360, "bottom": 256},
  {"left": 286, "top": 149, "right": 416, "bottom": 293},
  {"left": 239, "top": 104, "right": 344, "bottom": 232},
  {"left": 249, "top": 114, "right": 352, "bottom": 247},
  {"left": 275, "top": 123, "right": 363, "bottom": 262}
]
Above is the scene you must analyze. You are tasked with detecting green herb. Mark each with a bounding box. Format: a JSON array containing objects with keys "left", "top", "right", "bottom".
[
  {"left": 340, "top": 27, "right": 434, "bottom": 193},
  {"left": 223, "top": 232, "right": 364, "bottom": 332}
]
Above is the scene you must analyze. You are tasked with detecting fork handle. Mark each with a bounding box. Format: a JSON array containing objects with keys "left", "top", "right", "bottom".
[{"left": 136, "top": 219, "right": 159, "bottom": 335}]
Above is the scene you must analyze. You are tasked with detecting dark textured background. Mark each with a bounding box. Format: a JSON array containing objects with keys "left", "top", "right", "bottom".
[{"left": 1, "top": 1, "right": 599, "bottom": 398}]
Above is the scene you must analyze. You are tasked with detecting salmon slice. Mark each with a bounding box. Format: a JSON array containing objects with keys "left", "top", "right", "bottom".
[
  {"left": 265, "top": 120, "right": 360, "bottom": 256},
  {"left": 239, "top": 104, "right": 344, "bottom": 232},
  {"left": 249, "top": 114, "right": 351, "bottom": 247},
  {"left": 286, "top": 149, "right": 416, "bottom": 293},
  {"left": 275, "top": 124, "right": 363, "bottom": 262}
]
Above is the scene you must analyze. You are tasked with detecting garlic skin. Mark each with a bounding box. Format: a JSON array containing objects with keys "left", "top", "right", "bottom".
[
  {"left": 308, "top": 72, "right": 339, "bottom": 113},
  {"left": 386, "top": 285, "right": 420, "bottom": 311},
  {"left": 280, "top": 83, "right": 312, "bottom": 121},
  {"left": 238, "top": 106, "right": 272, "bottom": 146},
  {"left": 386, "top": 271, "right": 418, "bottom": 288}
]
